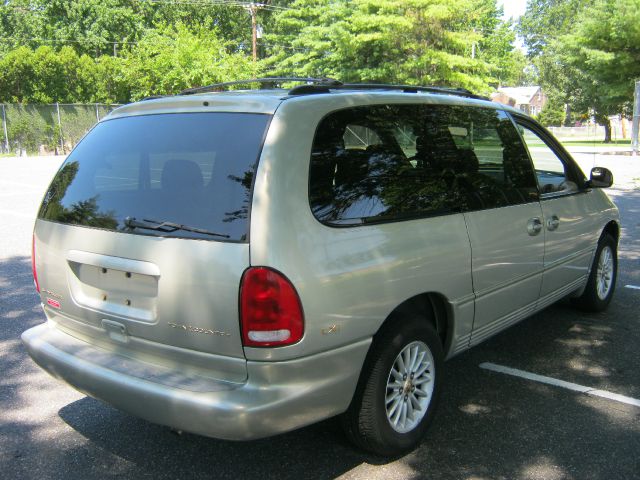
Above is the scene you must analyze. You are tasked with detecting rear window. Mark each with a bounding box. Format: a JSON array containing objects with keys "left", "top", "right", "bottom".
[{"left": 38, "top": 112, "right": 271, "bottom": 241}]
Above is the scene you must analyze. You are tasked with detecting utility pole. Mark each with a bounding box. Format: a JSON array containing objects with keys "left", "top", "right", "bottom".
[
  {"left": 56, "top": 102, "right": 65, "bottom": 155},
  {"left": 250, "top": 3, "right": 258, "bottom": 62},
  {"left": 2, "top": 105, "right": 9, "bottom": 154},
  {"left": 632, "top": 80, "right": 640, "bottom": 156},
  {"left": 471, "top": 28, "right": 476, "bottom": 59}
]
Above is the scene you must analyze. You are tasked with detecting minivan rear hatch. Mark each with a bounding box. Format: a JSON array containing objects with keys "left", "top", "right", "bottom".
[{"left": 34, "top": 111, "right": 271, "bottom": 381}]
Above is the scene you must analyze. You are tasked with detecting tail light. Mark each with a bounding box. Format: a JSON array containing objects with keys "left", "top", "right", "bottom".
[
  {"left": 240, "top": 267, "right": 304, "bottom": 347},
  {"left": 32, "top": 234, "right": 40, "bottom": 293}
]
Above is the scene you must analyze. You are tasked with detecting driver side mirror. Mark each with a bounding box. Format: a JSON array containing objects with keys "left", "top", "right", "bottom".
[{"left": 587, "top": 167, "right": 613, "bottom": 188}]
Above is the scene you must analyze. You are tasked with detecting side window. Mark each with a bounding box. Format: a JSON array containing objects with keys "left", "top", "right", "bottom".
[
  {"left": 517, "top": 123, "right": 579, "bottom": 195},
  {"left": 308, "top": 105, "right": 540, "bottom": 226},
  {"left": 310, "top": 104, "right": 458, "bottom": 224},
  {"left": 415, "top": 106, "right": 539, "bottom": 210}
]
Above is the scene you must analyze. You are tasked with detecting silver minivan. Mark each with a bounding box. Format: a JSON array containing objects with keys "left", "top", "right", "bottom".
[{"left": 23, "top": 79, "right": 619, "bottom": 455}]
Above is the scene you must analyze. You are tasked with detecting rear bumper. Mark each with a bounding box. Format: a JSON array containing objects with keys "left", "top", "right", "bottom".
[{"left": 22, "top": 322, "right": 370, "bottom": 440}]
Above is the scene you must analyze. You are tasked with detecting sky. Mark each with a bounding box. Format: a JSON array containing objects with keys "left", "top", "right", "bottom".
[{"left": 497, "top": 0, "right": 528, "bottom": 20}]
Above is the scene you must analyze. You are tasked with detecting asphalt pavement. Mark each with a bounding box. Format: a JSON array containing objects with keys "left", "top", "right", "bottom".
[{"left": 1, "top": 154, "right": 639, "bottom": 480}]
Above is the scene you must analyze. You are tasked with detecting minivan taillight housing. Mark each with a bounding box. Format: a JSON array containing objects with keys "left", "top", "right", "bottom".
[
  {"left": 240, "top": 267, "right": 304, "bottom": 347},
  {"left": 32, "top": 234, "right": 40, "bottom": 293}
]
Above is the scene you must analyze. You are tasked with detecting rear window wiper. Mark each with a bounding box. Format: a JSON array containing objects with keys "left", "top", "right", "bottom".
[{"left": 123, "top": 217, "right": 230, "bottom": 239}]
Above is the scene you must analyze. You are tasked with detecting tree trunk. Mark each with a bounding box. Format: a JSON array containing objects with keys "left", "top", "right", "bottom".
[
  {"left": 595, "top": 113, "right": 612, "bottom": 143},
  {"left": 564, "top": 103, "right": 572, "bottom": 126},
  {"left": 603, "top": 117, "right": 612, "bottom": 143}
]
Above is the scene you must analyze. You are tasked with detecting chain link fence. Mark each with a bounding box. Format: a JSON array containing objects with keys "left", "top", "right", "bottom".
[{"left": 1, "top": 103, "right": 122, "bottom": 156}]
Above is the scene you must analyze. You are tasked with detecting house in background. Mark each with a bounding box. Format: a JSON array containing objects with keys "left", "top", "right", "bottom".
[{"left": 491, "top": 86, "right": 548, "bottom": 116}]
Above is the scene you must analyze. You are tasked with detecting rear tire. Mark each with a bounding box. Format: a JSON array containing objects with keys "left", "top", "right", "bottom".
[
  {"left": 573, "top": 233, "right": 617, "bottom": 312},
  {"left": 341, "top": 317, "right": 443, "bottom": 456}
]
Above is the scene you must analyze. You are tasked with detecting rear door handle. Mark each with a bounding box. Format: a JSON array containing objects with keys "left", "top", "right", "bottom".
[
  {"left": 546, "top": 215, "right": 560, "bottom": 231},
  {"left": 527, "top": 217, "right": 542, "bottom": 236}
]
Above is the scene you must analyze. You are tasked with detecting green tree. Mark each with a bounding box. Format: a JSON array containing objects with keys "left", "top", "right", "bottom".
[
  {"left": 518, "top": 0, "right": 594, "bottom": 57},
  {"left": 536, "top": 98, "right": 566, "bottom": 127},
  {"left": 39, "top": 0, "right": 146, "bottom": 57},
  {"left": 124, "top": 23, "right": 256, "bottom": 100},
  {"left": 0, "top": 45, "right": 103, "bottom": 103},
  {"left": 264, "top": 0, "right": 504, "bottom": 93},
  {"left": 479, "top": 20, "right": 528, "bottom": 87},
  {"left": 93, "top": 54, "right": 129, "bottom": 103},
  {"left": 523, "top": 0, "right": 640, "bottom": 141},
  {"left": 555, "top": 0, "right": 640, "bottom": 141},
  {"left": 518, "top": 0, "right": 609, "bottom": 133},
  {"left": 0, "top": 1, "right": 45, "bottom": 53},
  {"left": 0, "top": 46, "right": 36, "bottom": 101},
  {"left": 0, "top": 0, "right": 257, "bottom": 57},
  {"left": 30, "top": 45, "right": 68, "bottom": 103}
]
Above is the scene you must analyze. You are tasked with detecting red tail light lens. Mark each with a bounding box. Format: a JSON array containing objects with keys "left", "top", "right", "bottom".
[
  {"left": 32, "top": 234, "right": 40, "bottom": 293},
  {"left": 240, "top": 267, "right": 304, "bottom": 347}
]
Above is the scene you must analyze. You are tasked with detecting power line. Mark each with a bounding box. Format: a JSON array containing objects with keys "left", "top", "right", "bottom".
[
  {"left": 134, "top": 0, "right": 292, "bottom": 12},
  {"left": 0, "top": 1, "right": 292, "bottom": 12},
  {"left": 261, "top": 42, "right": 308, "bottom": 53},
  {"left": 0, "top": 36, "right": 138, "bottom": 45},
  {"left": 0, "top": 35, "right": 308, "bottom": 54}
]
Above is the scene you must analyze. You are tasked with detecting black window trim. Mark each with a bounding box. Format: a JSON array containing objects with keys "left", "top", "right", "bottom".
[{"left": 508, "top": 112, "right": 587, "bottom": 200}]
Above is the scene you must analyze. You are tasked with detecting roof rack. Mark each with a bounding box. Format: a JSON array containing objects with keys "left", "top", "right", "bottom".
[
  {"left": 180, "top": 77, "right": 343, "bottom": 95},
  {"left": 140, "top": 95, "right": 169, "bottom": 102},
  {"left": 288, "top": 82, "right": 488, "bottom": 100}
]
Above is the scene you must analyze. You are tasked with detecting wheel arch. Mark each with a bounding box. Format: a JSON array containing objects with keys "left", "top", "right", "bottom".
[
  {"left": 602, "top": 220, "right": 620, "bottom": 244},
  {"left": 375, "top": 292, "right": 454, "bottom": 355}
]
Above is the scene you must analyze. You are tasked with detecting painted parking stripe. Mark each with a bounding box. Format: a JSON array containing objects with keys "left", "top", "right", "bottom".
[
  {"left": 624, "top": 285, "right": 640, "bottom": 290},
  {"left": 479, "top": 362, "right": 640, "bottom": 408}
]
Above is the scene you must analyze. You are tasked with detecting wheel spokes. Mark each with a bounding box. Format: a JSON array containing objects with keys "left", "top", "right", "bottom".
[{"left": 385, "top": 340, "right": 436, "bottom": 433}]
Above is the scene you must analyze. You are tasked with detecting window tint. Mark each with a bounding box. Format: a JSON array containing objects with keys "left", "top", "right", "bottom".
[
  {"left": 518, "top": 123, "right": 579, "bottom": 195},
  {"left": 38, "top": 113, "right": 270, "bottom": 241},
  {"left": 309, "top": 105, "right": 538, "bottom": 225}
]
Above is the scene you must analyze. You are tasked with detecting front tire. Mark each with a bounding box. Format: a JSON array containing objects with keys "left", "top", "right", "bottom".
[
  {"left": 341, "top": 318, "right": 443, "bottom": 456},
  {"left": 573, "top": 233, "right": 617, "bottom": 312}
]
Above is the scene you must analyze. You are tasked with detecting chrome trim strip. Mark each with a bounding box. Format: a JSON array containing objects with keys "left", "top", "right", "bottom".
[
  {"left": 470, "top": 276, "right": 587, "bottom": 347},
  {"left": 470, "top": 301, "right": 538, "bottom": 346},
  {"left": 450, "top": 333, "right": 472, "bottom": 356},
  {"left": 543, "top": 246, "right": 593, "bottom": 270},
  {"left": 537, "top": 276, "right": 587, "bottom": 310},
  {"left": 450, "top": 293, "right": 475, "bottom": 307}
]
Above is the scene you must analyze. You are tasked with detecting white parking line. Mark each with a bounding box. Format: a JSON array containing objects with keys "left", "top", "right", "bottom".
[
  {"left": 479, "top": 362, "right": 640, "bottom": 408},
  {"left": 624, "top": 285, "right": 640, "bottom": 290}
]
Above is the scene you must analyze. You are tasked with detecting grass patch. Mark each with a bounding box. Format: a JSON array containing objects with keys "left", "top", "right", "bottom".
[{"left": 559, "top": 139, "right": 631, "bottom": 147}]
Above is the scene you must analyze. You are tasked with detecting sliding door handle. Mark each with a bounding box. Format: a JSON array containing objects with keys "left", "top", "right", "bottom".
[
  {"left": 546, "top": 215, "right": 560, "bottom": 231},
  {"left": 527, "top": 217, "right": 543, "bottom": 236}
]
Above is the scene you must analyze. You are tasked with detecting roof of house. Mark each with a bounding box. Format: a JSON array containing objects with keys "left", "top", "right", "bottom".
[{"left": 496, "top": 86, "right": 541, "bottom": 105}]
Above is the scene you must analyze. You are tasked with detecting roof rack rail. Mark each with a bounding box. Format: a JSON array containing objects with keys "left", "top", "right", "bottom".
[
  {"left": 288, "top": 82, "right": 488, "bottom": 100},
  {"left": 180, "top": 77, "right": 342, "bottom": 95},
  {"left": 140, "top": 95, "right": 169, "bottom": 102}
]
